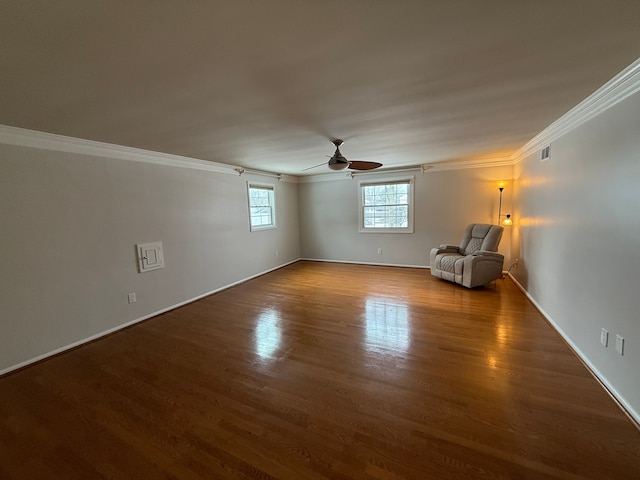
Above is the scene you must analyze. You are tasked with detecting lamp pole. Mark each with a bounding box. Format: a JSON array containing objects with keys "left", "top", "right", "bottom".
[{"left": 498, "top": 187, "right": 503, "bottom": 225}]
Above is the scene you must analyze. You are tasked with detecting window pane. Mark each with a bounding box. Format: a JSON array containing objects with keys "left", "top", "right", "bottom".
[
  {"left": 248, "top": 185, "right": 275, "bottom": 229},
  {"left": 360, "top": 180, "right": 411, "bottom": 230}
]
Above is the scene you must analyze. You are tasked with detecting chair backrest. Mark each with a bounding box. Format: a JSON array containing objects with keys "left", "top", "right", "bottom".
[{"left": 459, "top": 224, "right": 503, "bottom": 255}]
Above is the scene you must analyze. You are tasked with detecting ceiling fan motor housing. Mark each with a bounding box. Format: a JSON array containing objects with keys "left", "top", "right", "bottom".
[{"left": 328, "top": 151, "right": 349, "bottom": 170}]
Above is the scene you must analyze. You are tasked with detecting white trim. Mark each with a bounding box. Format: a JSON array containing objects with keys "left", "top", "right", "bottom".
[
  {"left": 348, "top": 166, "right": 426, "bottom": 178},
  {"left": 235, "top": 167, "right": 284, "bottom": 181},
  {"left": 299, "top": 171, "right": 359, "bottom": 183},
  {"left": 513, "top": 57, "right": 640, "bottom": 162},
  {"left": 0, "top": 259, "right": 299, "bottom": 377},
  {"left": 301, "top": 258, "right": 428, "bottom": 269},
  {"left": 247, "top": 181, "right": 277, "bottom": 232},
  {"left": 425, "top": 157, "right": 517, "bottom": 172},
  {"left": 507, "top": 273, "right": 640, "bottom": 429},
  {"left": 0, "top": 125, "right": 234, "bottom": 173},
  {"left": 298, "top": 158, "right": 516, "bottom": 183},
  {"left": 0, "top": 124, "right": 299, "bottom": 183},
  {"left": 358, "top": 175, "right": 415, "bottom": 234}
]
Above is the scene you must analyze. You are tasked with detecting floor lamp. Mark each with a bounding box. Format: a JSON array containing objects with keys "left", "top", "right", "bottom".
[{"left": 498, "top": 187, "right": 512, "bottom": 226}]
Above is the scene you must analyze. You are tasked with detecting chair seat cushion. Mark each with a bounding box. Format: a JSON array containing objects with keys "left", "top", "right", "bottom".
[
  {"left": 439, "top": 253, "right": 458, "bottom": 273},
  {"left": 436, "top": 253, "right": 465, "bottom": 275}
]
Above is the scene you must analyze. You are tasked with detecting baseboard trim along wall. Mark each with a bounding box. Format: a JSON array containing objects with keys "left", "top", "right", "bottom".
[
  {"left": 507, "top": 273, "right": 640, "bottom": 430},
  {"left": 0, "top": 259, "right": 300, "bottom": 378},
  {"left": 300, "top": 258, "right": 429, "bottom": 269},
  {"left": 5, "top": 259, "right": 637, "bottom": 431}
]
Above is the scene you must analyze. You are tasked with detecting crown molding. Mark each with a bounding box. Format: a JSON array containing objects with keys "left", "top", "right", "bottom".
[
  {"left": 513, "top": 57, "right": 640, "bottom": 162},
  {"left": 297, "top": 166, "right": 424, "bottom": 183},
  {"left": 297, "top": 158, "right": 516, "bottom": 183},
  {"left": 0, "top": 125, "right": 234, "bottom": 173},
  {"left": 0, "top": 125, "right": 297, "bottom": 183},
  {"left": 297, "top": 171, "right": 352, "bottom": 183},
  {"left": 424, "top": 156, "right": 516, "bottom": 172}
]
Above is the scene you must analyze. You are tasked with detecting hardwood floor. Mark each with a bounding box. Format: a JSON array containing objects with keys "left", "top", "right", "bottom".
[{"left": 1, "top": 261, "right": 638, "bottom": 479}]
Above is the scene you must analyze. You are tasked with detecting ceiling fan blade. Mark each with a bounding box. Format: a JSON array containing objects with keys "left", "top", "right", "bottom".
[
  {"left": 348, "top": 161, "right": 383, "bottom": 171},
  {"left": 303, "top": 161, "right": 329, "bottom": 171}
]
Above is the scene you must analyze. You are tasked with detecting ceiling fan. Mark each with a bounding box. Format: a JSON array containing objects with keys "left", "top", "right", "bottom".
[{"left": 304, "top": 139, "right": 383, "bottom": 172}]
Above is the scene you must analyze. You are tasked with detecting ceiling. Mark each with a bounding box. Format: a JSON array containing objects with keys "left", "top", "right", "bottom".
[{"left": 2, "top": 1, "right": 639, "bottom": 176}]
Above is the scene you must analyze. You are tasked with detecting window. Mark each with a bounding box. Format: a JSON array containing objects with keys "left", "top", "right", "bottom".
[
  {"left": 359, "top": 176, "right": 414, "bottom": 233},
  {"left": 247, "top": 182, "right": 276, "bottom": 231}
]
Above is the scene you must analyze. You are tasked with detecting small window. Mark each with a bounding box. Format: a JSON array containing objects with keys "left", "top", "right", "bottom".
[
  {"left": 247, "top": 183, "right": 276, "bottom": 231},
  {"left": 359, "top": 177, "right": 414, "bottom": 233}
]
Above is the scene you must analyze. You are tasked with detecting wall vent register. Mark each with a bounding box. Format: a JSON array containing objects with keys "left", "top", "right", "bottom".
[
  {"left": 541, "top": 145, "right": 551, "bottom": 161},
  {"left": 137, "top": 241, "right": 165, "bottom": 273}
]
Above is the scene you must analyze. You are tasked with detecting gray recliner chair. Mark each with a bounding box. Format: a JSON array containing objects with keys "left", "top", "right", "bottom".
[{"left": 430, "top": 224, "right": 504, "bottom": 288}]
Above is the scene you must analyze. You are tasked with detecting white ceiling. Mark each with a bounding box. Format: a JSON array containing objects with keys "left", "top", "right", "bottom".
[{"left": 2, "top": 1, "right": 639, "bottom": 176}]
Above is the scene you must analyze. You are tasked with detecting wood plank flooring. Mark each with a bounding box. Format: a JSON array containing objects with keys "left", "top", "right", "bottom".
[{"left": 1, "top": 261, "right": 638, "bottom": 479}]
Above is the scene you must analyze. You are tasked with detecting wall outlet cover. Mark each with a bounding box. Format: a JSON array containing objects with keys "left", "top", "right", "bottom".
[
  {"left": 600, "top": 328, "right": 609, "bottom": 347},
  {"left": 615, "top": 334, "right": 624, "bottom": 355}
]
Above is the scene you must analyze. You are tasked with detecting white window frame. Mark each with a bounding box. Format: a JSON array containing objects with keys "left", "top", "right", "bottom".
[
  {"left": 247, "top": 182, "right": 276, "bottom": 231},
  {"left": 358, "top": 176, "right": 414, "bottom": 233}
]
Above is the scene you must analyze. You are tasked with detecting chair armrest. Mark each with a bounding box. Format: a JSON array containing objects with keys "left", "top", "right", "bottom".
[
  {"left": 436, "top": 244, "right": 460, "bottom": 253},
  {"left": 472, "top": 250, "right": 504, "bottom": 259}
]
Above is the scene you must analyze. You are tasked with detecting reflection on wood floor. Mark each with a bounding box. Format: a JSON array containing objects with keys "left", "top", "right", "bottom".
[{"left": 1, "top": 261, "right": 639, "bottom": 479}]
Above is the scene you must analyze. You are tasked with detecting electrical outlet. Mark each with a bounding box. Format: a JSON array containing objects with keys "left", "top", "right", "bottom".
[
  {"left": 615, "top": 335, "right": 624, "bottom": 355},
  {"left": 600, "top": 328, "right": 609, "bottom": 347},
  {"left": 128, "top": 292, "right": 137, "bottom": 304},
  {"left": 377, "top": 248, "right": 382, "bottom": 255},
  {"left": 514, "top": 258, "right": 519, "bottom": 265},
  {"left": 275, "top": 250, "right": 279, "bottom": 258}
]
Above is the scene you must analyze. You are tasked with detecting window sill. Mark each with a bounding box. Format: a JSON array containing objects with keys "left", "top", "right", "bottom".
[
  {"left": 250, "top": 225, "right": 277, "bottom": 232},
  {"left": 359, "top": 227, "right": 414, "bottom": 234}
]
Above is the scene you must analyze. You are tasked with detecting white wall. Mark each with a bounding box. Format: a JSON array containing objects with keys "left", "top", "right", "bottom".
[
  {"left": 0, "top": 142, "right": 300, "bottom": 372},
  {"left": 512, "top": 90, "right": 640, "bottom": 420},
  {"left": 298, "top": 166, "right": 515, "bottom": 267}
]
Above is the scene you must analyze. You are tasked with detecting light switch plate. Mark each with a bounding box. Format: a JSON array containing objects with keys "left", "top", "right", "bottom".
[
  {"left": 615, "top": 334, "right": 624, "bottom": 356},
  {"left": 137, "top": 242, "right": 164, "bottom": 273}
]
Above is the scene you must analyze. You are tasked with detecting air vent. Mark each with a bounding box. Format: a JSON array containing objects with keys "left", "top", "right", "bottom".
[
  {"left": 137, "top": 241, "right": 164, "bottom": 273},
  {"left": 541, "top": 145, "right": 551, "bottom": 161}
]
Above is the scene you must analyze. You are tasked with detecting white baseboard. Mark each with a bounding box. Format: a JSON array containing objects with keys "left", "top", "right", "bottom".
[
  {"left": 0, "top": 259, "right": 300, "bottom": 377},
  {"left": 507, "top": 273, "right": 640, "bottom": 429},
  {"left": 7, "top": 260, "right": 637, "bottom": 431},
  {"left": 300, "top": 257, "right": 428, "bottom": 269}
]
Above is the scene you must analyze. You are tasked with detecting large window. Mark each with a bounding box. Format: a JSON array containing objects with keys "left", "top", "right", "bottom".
[
  {"left": 247, "top": 183, "right": 276, "bottom": 231},
  {"left": 359, "top": 177, "right": 414, "bottom": 233}
]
